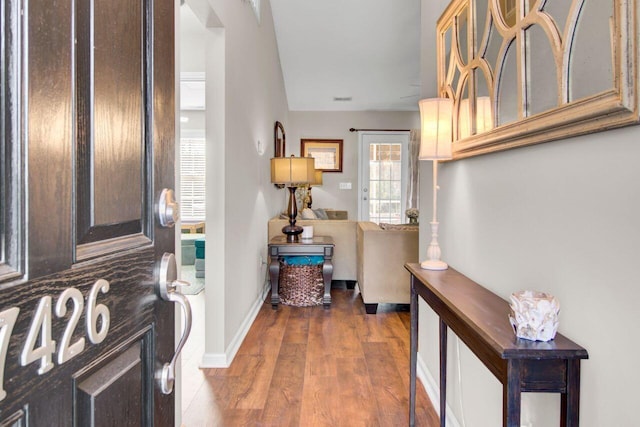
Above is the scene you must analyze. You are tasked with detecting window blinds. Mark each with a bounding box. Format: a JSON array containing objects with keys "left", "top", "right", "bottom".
[{"left": 180, "top": 138, "right": 206, "bottom": 221}]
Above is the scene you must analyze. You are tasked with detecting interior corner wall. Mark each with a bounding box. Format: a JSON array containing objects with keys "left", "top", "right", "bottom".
[
  {"left": 200, "top": 0, "right": 290, "bottom": 360},
  {"left": 288, "top": 111, "right": 420, "bottom": 220},
  {"left": 419, "top": 1, "right": 640, "bottom": 425},
  {"left": 203, "top": 24, "right": 226, "bottom": 358}
]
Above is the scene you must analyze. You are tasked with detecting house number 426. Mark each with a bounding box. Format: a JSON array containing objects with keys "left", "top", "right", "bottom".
[{"left": 0, "top": 279, "right": 111, "bottom": 401}]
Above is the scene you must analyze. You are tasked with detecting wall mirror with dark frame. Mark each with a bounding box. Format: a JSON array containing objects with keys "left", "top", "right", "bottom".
[
  {"left": 438, "top": 0, "right": 638, "bottom": 159},
  {"left": 273, "top": 121, "right": 286, "bottom": 188},
  {"left": 274, "top": 121, "right": 286, "bottom": 158}
]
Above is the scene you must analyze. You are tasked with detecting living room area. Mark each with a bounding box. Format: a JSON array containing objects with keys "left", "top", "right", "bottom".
[
  {"left": 176, "top": 0, "right": 639, "bottom": 426},
  {"left": 177, "top": 0, "right": 431, "bottom": 421},
  {"left": 177, "top": 0, "right": 425, "bottom": 363}
]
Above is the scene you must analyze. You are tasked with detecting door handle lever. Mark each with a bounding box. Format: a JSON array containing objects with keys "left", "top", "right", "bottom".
[{"left": 156, "top": 253, "right": 193, "bottom": 394}]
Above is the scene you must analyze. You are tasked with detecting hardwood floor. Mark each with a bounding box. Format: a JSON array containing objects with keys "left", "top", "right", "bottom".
[{"left": 181, "top": 287, "right": 438, "bottom": 426}]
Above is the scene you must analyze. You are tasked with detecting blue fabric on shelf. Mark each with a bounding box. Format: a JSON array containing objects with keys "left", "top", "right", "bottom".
[
  {"left": 195, "top": 247, "right": 205, "bottom": 259},
  {"left": 282, "top": 255, "right": 324, "bottom": 266}
]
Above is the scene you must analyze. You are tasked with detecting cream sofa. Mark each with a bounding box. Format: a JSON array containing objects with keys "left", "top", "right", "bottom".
[
  {"left": 356, "top": 222, "right": 419, "bottom": 314},
  {"left": 268, "top": 217, "right": 358, "bottom": 282}
]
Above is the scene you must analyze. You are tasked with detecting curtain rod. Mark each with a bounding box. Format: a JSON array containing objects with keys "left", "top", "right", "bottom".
[{"left": 349, "top": 128, "right": 411, "bottom": 132}]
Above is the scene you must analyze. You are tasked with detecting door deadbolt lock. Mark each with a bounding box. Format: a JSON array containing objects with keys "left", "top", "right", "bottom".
[{"left": 158, "top": 188, "right": 180, "bottom": 227}]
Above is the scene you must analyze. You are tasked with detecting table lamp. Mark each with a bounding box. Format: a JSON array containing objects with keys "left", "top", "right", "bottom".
[
  {"left": 418, "top": 98, "right": 453, "bottom": 270},
  {"left": 305, "top": 169, "right": 323, "bottom": 209},
  {"left": 271, "top": 155, "right": 316, "bottom": 242}
]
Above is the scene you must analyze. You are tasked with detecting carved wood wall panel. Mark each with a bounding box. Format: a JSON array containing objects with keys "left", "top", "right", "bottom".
[{"left": 437, "top": 0, "right": 638, "bottom": 159}]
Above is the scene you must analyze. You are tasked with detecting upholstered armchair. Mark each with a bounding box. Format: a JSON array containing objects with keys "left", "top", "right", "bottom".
[{"left": 356, "top": 222, "right": 419, "bottom": 314}]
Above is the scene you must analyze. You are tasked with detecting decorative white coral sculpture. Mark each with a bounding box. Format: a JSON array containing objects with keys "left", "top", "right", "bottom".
[{"left": 509, "top": 290, "right": 560, "bottom": 342}]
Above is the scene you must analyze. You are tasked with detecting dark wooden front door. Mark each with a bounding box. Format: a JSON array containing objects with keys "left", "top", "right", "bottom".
[{"left": 1, "top": 0, "right": 177, "bottom": 425}]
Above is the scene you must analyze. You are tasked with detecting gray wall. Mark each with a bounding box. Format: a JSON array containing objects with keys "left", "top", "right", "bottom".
[{"left": 418, "top": 0, "right": 640, "bottom": 425}]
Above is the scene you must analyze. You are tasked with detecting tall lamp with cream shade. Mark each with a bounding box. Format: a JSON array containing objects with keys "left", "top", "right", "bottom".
[
  {"left": 418, "top": 98, "right": 453, "bottom": 270},
  {"left": 271, "top": 155, "right": 316, "bottom": 242}
]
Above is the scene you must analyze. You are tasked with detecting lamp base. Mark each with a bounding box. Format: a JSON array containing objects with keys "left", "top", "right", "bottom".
[
  {"left": 282, "top": 225, "right": 303, "bottom": 243},
  {"left": 420, "top": 259, "right": 449, "bottom": 271}
]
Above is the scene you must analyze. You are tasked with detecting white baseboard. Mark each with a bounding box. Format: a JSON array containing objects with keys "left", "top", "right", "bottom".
[
  {"left": 416, "top": 352, "right": 462, "bottom": 427},
  {"left": 199, "top": 285, "right": 270, "bottom": 368},
  {"left": 200, "top": 352, "right": 227, "bottom": 368}
]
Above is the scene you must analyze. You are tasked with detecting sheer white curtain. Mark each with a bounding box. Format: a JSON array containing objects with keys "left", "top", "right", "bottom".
[{"left": 406, "top": 129, "right": 421, "bottom": 210}]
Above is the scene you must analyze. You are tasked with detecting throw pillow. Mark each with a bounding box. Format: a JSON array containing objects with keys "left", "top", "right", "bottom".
[
  {"left": 325, "top": 210, "right": 348, "bottom": 220},
  {"left": 312, "top": 208, "right": 329, "bottom": 220},
  {"left": 301, "top": 208, "right": 317, "bottom": 219},
  {"left": 379, "top": 223, "right": 419, "bottom": 231}
]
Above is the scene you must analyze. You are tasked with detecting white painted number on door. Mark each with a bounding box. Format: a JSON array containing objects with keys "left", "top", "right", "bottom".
[
  {"left": 87, "top": 279, "right": 111, "bottom": 344},
  {"left": 55, "top": 288, "right": 86, "bottom": 364},
  {"left": 0, "top": 280, "right": 112, "bottom": 402},
  {"left": 20, "top": 296, "right": 56, "bottom": 375},
  {"left": 0, "top": 307, "right": 20, "bottom": 401}
]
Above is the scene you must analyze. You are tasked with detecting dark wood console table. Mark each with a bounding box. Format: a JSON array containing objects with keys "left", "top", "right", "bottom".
[
  {"left": 268, "top": 235, "right": 334, "bottom": 309},
  {"left": 405, "top": 263, "right": 588, "bottom": 427}
]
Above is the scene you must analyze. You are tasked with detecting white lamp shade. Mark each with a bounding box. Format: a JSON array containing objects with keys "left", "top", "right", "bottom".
[
  {"left": 419, "top": 98, "right": 453, "bottom": 160},
  {"left": 271, "top": 156, "right": 316, "bottom": 185}
]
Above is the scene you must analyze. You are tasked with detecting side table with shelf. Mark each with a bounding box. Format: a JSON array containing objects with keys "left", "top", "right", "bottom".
[
  {"left": 268, "top": 235, "right": 334, "bottom": 309},
  {"left": 405, "top": 263, "right": 588, "bottom": 427}
]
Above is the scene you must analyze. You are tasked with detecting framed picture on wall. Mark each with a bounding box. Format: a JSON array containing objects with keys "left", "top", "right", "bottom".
[{"left": 300, "top": 139, "right": 343, "bottom": 172}]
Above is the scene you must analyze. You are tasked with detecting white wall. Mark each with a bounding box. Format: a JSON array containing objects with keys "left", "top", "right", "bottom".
[
  {"left": 418, "top": 0, "right": 640, "bottom": 425},
  {"left": 288, "top": 111, "right": 420, "bottom": 219},
  {"left": 178, "top": 6, "right": 206, "bottom": 137},
  {"left": 185, "top": 0, "right": 289, "bottom": 363},
  {"left": 180, "top": 5, "right": 206, "bottom": 72}
]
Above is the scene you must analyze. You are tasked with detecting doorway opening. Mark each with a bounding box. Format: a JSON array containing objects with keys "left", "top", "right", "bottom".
[{"left": 178, "top": 1, "right": 207, "bottom": 418}]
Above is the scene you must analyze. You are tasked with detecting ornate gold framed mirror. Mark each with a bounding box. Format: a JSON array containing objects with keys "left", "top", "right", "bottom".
[{"left": 437, "top": 0, "right": 638, "bottom": 159}]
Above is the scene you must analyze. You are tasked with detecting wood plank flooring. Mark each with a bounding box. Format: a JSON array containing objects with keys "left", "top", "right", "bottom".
[{"left": 181, "top": 287, "right": 438, "bottom": 426}]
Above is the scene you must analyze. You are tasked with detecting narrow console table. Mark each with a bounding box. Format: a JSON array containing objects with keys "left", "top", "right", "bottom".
[
  {"left": 268, "top": 235, "right": 334, "bottom": 309},
  {"left": 405, "top": 263, "right": 588, "bottom": 427}
]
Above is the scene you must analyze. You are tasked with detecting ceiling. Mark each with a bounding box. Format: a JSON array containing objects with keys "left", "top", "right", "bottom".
[
  {"left": 270, "top": 0, "right": 421, "bottom": 112},
  {"left": 180, "top": 1, "right": 422, "bottom": 112}
]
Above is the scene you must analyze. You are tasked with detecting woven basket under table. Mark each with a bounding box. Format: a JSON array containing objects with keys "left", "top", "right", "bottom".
[{"left": 278, "top": 261, "right": 324, "bottom": 307}]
